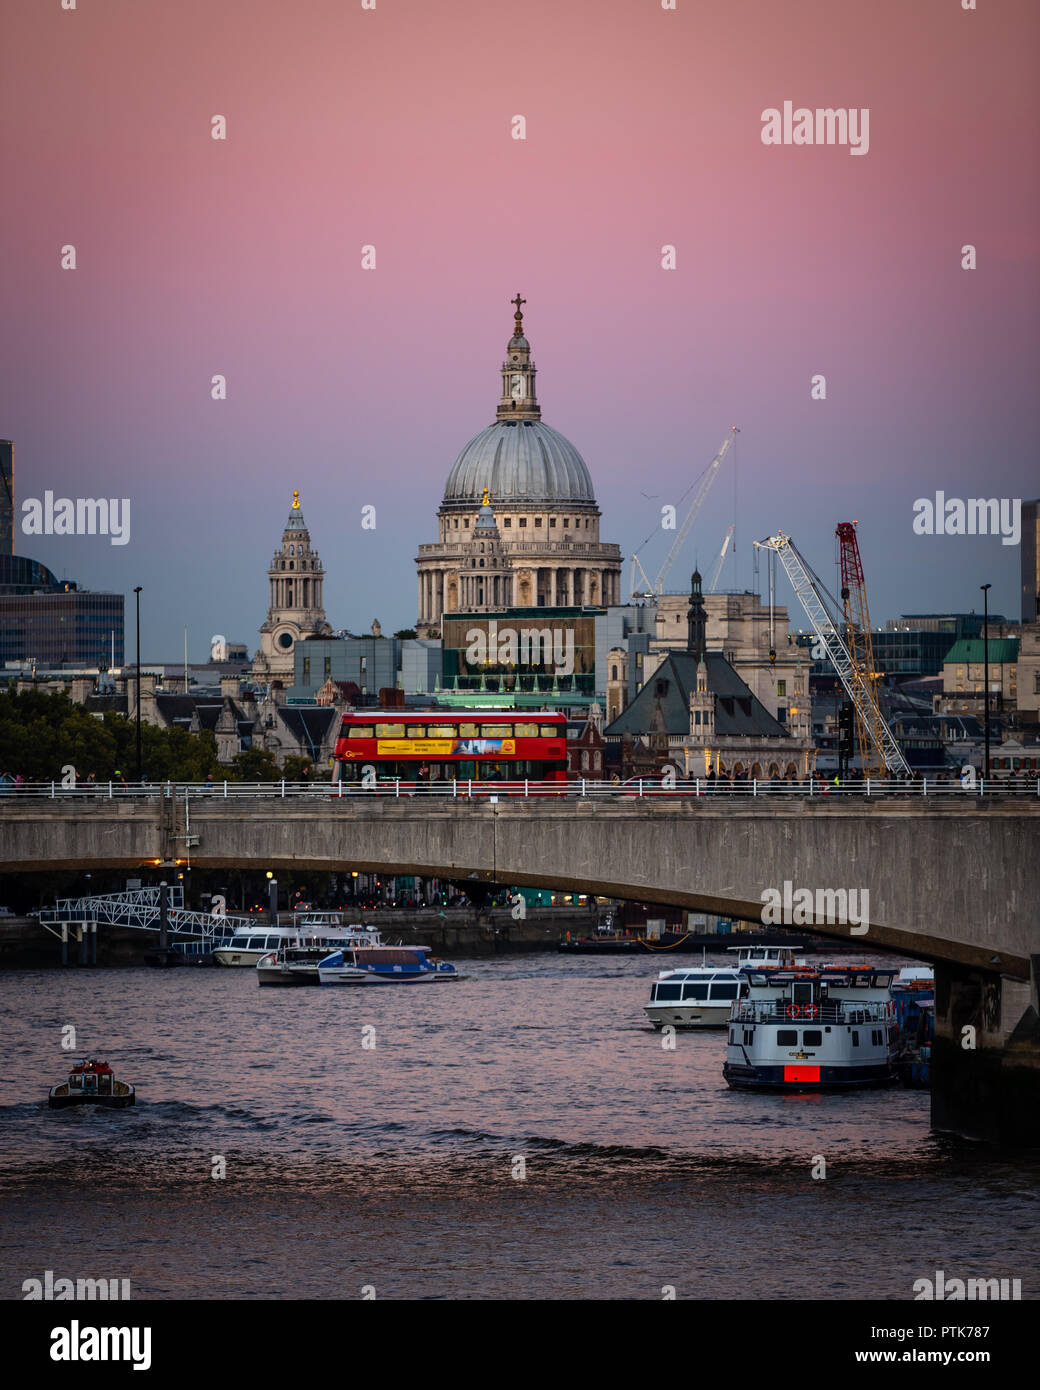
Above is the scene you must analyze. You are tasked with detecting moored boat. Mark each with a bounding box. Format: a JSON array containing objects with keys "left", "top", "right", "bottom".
[
  {"left": 49, "top": 1058, "right": 135, "bottom": 1108},
  {"left": 644, "top": 945, "right": 807, "bottom": 1030},
  {"left": 724, "top": 965, "right": 899, "bottom": 1090},
  {"left": 213, "top": 927, "right": 299, "bottom": 967},
  {"left": 891, "top": 966, "right": 934, "bottom": 1089},
  {"left": 645, "top": 966, "right": 747, "bottom": 1029}
]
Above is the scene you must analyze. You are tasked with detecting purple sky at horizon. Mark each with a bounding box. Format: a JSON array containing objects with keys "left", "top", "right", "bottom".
[{"left": 2, "top": 0, "right": 1038, "bottom": 660}]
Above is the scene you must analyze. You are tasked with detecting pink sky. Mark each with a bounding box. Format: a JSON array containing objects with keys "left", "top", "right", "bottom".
[{"left": 2, "top": 0, "right": 1037, "bottom": 655}]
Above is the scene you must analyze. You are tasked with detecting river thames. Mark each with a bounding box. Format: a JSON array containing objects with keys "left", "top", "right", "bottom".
[{"left": 2, "top": 954, "right": 1038, "bottom": 1300}]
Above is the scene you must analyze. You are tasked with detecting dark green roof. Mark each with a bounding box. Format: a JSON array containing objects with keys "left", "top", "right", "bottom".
[{"left": 943, "top": 638, "right": 1019, "bottom": 665}]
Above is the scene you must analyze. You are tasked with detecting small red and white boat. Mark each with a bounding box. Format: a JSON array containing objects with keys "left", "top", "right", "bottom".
[{"left": 48, "top": 1058, "right": 135, "bottom": 1108}]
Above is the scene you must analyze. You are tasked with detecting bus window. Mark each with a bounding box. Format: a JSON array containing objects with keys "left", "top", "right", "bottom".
[
  {"left": 406, "top": 726, "right": 428, "bottom": 738},
  {"left": 457, "top": 762, "right": 476, "bottom": 779},
  {"left": 428, "top": 726, "right": 455, "bottom": 738},
  {"left": 347, "top": 727, "right": 374, "bottom": 738},
  {"left": 515, "top": 723, "right": 537, "bottom": 737},
  {"left": 375, "top": 723, "right": 406, "bottom": 737},
  {"left": 481, "top": 724, "right": 511, "bottom": 737},
  {"left": 539, "top": 724, "right": 559, "bottom": 737},
  {"left": 338, "top": 764, "right": 358, "bottom": 781},
  {"left": 458, "top": 723, "right": 479, "bottom": 736}
]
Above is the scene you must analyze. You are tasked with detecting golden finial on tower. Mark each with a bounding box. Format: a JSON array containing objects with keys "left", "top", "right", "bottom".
[
  {"left": 482, "top": 487, "right": 490, "bottom": 506},
  {"left": 511, "top": 293, "right": 526, "bottom": 332},
  {"left": 292, "top": 489, "right": 300, "bottom": 509}
]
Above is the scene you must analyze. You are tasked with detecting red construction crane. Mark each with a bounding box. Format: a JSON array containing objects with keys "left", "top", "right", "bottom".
[{"left": 836, "top": 521, "right": 889, "bottom": 779}]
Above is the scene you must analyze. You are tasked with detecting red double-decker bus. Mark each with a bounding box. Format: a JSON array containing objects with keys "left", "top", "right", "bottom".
[{"left": 333, "top": 711, "right": 568, "bottom": 784}]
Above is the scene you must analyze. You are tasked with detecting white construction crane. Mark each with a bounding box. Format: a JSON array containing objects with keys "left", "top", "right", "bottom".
[
  {"left": 753, "top": 530, "right": 911, "bottom": 776},
  {"left": 630, "top": 428, "right": 739, "bottom": 600},
  {"left": 708, "top": 526, "right": 735, "bottom": 592}
]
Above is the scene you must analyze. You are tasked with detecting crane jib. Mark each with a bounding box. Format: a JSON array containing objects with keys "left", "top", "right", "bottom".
[{"left": 753, "top": 530, "right": 911, "bottom": 777}]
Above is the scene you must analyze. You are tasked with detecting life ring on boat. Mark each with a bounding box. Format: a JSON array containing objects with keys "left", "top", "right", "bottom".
[
  {"left": 803, "top": 1004, "right": 818, "bottom": 1019},
  {"left": 786, "top": 1003, "right": 801, "bottom": 1018}
]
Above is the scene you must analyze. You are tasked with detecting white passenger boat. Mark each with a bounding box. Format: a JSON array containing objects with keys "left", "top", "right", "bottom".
[
  {"left": 213, "top": 927, "right": 298, "bottom": 967},
  {"left": 644, "top": 945, "right": 806, "bottom": 1030},
  {"left": 292, "top": 911, "right": 347, "bottom": 929},
  {"left": 256, "top": 926, "right": 384, "bottom": 986},
  {"left": 317, "top": 946, "right": 460, "bottom": 985},
  {"left": 645, "top": 965, "right": 747, "bottom": 1029},
  {"left": 724, "top": 964, "right": 899, "bottom": 1090}
]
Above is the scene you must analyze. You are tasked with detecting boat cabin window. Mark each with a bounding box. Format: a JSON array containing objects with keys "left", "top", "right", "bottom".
[
  {"left": 681, "top": 982, "right": 708, "bottom": 1000},
  {"left": 654, "top": 983, "right": 683, "bottom": 1001},
  {"left": 851, "top": 1031, "right": 859, "bottom": 1046},
  {"left": 803, "top": 1030, "right": 823, "bottom": 1046},
  {"left": 246, "top": 937, "right": 266, "bottom": 949},
  {"left": 708, "top": 983, "right": 739, "bottom": 1000},
  {"left": 792, "top": 982, "right": 815, "bottom": 1006},
  {"left": 777, "top": 1030, "right": 797, "bottom": 1045}
]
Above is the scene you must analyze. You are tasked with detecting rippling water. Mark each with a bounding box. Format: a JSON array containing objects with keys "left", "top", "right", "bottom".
[{"left": 2, "top": 954, "right": 1037, "bottom": 1299}]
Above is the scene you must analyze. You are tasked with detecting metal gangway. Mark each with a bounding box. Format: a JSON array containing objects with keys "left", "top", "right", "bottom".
[{"left": 35, "top": 886, "right": 254, "bottom": 963}]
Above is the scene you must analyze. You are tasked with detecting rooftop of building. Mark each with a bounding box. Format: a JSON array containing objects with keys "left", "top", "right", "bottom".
[{"left": 943, "top": 637, "right": 1020, "bottom": 664}]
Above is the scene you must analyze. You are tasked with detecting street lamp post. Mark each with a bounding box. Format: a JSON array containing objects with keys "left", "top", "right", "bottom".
[
  {"left": 134, "top": 586, "right": 143, "bottom": 783},
  {"left": 981, "top": 583, "right": 992, "bottom": 781}
]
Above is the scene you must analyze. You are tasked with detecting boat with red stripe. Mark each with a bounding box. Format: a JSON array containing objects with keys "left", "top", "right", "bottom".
[{"left": 723, "top": 965, "right": 899, "bottom": 1091}]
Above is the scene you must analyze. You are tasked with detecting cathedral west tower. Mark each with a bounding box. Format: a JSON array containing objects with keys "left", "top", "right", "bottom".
[{"left": 253, "top": 490, "right": 332, "bottom": 681}]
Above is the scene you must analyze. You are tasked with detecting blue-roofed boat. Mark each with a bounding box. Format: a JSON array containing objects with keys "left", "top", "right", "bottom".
[
  {"left": 891, "top": 966, "right": 934, "bottom": 1089},
  {"left": 317, "top": 946, "right": 461, "bottom": 985}
]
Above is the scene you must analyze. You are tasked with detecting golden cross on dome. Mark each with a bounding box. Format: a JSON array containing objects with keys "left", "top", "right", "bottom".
[
  {"left": 511, "top": 293, "right": 525, "bottom": 320},
  {"left": 292, "top": 489, "right": 300, "bottom": 509}
]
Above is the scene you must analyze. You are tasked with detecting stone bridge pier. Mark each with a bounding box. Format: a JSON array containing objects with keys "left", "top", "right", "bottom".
[{"left": 932, "top": 960, "right": 1040, "bottom": 1146}]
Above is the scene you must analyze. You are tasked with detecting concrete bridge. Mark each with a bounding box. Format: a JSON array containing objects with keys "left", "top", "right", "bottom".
[{"left": 2, "top": 789, "right": 1038, "bottom": 1145}]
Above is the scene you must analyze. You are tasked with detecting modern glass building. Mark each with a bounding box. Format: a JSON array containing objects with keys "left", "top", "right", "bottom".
[
  {"left": 795, "top": 615, "right": 1009, "bottom": 680},
  {"left": 0, "top": 555, "right": 124, "bottom": 668}
]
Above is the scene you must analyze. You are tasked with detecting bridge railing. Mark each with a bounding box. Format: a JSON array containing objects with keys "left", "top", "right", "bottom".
[{"left": 2, "top": 777, "right": 1038, "bottom": 801}]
